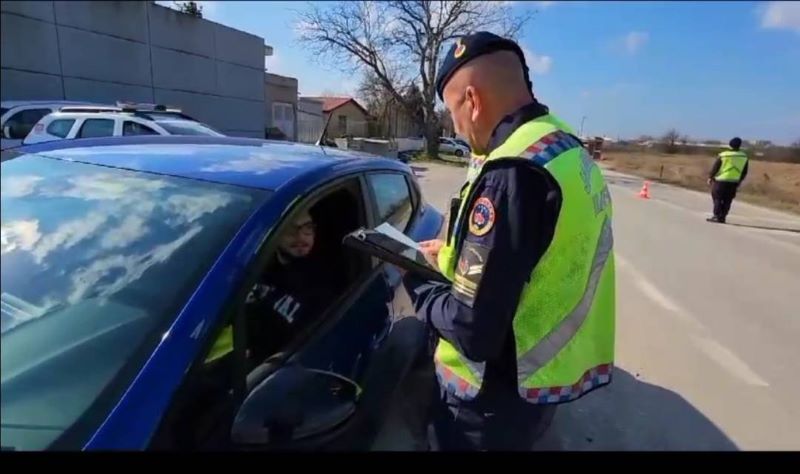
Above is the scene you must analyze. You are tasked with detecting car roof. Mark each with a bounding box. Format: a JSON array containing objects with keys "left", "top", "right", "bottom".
[
  {"left": 44, "top": 111, "right": 156, "bottom": 121},
  {"left": 9, "top": 135, "right": 407, "bottom": 191},
  {"left": 1, "top": 100, "right": 99, "bottom": 108}
]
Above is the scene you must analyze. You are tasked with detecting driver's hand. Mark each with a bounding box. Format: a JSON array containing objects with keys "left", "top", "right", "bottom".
[{"left": 419, "top": 239, "right": 444, "bottom": 268}]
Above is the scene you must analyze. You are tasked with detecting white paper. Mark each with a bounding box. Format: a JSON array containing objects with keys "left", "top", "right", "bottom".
[{"left": 374, "top": 222, "right": 421, "bottom": 251}]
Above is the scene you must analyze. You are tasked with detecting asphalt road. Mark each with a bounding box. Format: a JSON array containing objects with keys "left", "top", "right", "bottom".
[{"left": 374, "top": 161, "right": 800, "bottom": 451}]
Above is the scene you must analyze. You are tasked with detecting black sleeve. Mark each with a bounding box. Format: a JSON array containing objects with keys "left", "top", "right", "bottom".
[
  {"left": 404, "top": 163, "right": 559, "bottom": 362},
  {"left": 709, "top": 157, "right": 722, "bottom": 179},
  {"left": 740, "top": 160, "right": 749, "bottom": 182}
]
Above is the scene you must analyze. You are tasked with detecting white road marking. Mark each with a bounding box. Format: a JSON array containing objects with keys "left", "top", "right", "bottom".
[
  {"left": 616, "top": 253, "right": 771, "bottom": 388},
  {"left": 691, "top": 335, "right": 770, "bottom": 387},
  {"left": 615, "top": 254, "right": 706, "bottom": 331}
]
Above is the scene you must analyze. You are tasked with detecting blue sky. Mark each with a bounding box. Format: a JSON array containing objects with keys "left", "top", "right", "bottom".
[{"left": 163, "top": 1, "right": 799, "bottom": 145}]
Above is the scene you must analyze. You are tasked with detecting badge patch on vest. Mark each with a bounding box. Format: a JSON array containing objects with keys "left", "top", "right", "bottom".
[
  {"left": 453, "top": 241, "right": 489, "bottom": 307},
  {"left": 468, "top": 197, "right": 495, "bottom": 236}
]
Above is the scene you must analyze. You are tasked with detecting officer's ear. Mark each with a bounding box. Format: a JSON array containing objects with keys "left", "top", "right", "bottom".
[{"left": 465, "top": 85, "right": 480, "bottom": 123}]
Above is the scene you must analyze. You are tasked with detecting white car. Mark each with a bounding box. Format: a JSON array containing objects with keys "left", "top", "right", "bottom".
[
  {"left": 1, "top": 100, "right": 102, "bottom": 150},
  {"left": 438, "top": 137, "right": 470, "bottom": 157},
  {"left": 22, "top": 104, "right": 223, "bottom": 145}
]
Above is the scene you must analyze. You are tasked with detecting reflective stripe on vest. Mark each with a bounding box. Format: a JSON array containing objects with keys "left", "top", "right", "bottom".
[
  {"left": 516, "top": 217, "right": 613, "bottom": 381},
  {"left": 715, "top": 151, "right": 748, "bottom": 182}
]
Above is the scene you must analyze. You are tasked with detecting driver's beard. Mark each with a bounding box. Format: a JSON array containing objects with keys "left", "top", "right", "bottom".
[{"left": 276, "top": 248, "right": 309, "bottom": 266}]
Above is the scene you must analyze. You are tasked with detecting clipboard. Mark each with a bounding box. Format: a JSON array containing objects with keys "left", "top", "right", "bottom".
[{"left": 342, "top": 224, "right": 450, "bottom": 283}]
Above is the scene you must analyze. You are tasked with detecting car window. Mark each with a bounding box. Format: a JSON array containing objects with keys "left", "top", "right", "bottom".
[
  {"left": 46, "top": 119, "right": 76, "bottom": 138},
  {"left": 78, "top": 119, "right": 115, "bottom": 138},
  {"left": 156, "top": 120, "right": 222, "bottom": 137},
  {"left": 123, "top": 121, "right": 159, "bottom": 136},
  {"left": 150, "top": 179, "right": 373, "bottom": 450},
  {"left": 368, "top": 173, "right": 414, "bottom": 231},
  {"left": 4, "top": 109, "right": 52, "bottom": 139},
  {"left": 0, "top": 155, "right": 267, "bottom": 451}
]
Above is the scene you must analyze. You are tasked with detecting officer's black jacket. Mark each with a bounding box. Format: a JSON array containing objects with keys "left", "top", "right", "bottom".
[{"left": 404, "top": 100, "right": 564, "bottom": 396}]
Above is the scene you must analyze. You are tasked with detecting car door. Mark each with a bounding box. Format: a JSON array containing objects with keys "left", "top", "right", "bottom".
[
  {"left": 230, "top": 171, "right": 438, "bottom": 450},
  {"left": 75, "top": 118, "right": 116, "bottom": 139},
  {"left": 148, "top": 173, "right": 399, "bottom": 450}
]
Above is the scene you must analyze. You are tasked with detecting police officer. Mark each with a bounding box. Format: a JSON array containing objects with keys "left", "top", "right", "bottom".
[
  {"left": 706, "top": 137, "right": 749, "bottom": 224},
  {"left": 404, "top": 32, "right": 616, "bottom": 451}
]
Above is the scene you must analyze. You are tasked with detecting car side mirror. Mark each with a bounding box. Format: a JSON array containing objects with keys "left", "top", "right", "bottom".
[{"left": 231, "top": 363, "right": 359, "bottom": 449}]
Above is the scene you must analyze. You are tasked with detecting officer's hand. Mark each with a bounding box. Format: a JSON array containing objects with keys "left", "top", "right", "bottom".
[{"left": 419, "top": 239, "right": 444, "bottom": 268}]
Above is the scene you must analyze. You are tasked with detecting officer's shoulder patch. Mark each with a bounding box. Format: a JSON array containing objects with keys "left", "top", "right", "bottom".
[
  {"left": 452, "top": 241, "right": 490, "bottom": 308},
  {"left": 468, "top": 196, "right": 495, "bottom": 237}
]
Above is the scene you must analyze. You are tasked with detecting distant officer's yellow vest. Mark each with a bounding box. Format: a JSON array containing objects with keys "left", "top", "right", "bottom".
[
  {"left": 715, "top": 150, "right": 748, "bottom": 183},
  {"left": 435, "top": 114, "right": 616, "bottom": 403}
]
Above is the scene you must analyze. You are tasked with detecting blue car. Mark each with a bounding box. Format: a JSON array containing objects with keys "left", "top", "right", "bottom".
[{"left": 0, "top": 136, "right": 443, "bottom": 451}]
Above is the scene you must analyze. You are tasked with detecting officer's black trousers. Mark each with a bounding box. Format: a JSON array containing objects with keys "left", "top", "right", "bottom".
[
  {"left": 711, "top": 181, "right": 739, "bottom": 221},
  {"left": 432, "top": 386, "right": 556, "bottom": 451}
]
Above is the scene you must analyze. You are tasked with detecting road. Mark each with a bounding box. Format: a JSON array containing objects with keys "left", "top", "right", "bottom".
[{"left": 376, "top": 161, "right": 800, "bottom": 451}]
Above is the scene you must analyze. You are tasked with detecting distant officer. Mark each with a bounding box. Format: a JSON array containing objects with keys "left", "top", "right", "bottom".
[
  {"left": 707, "top": 137, "right": 749, "bottom": 224},
  {"left": 404, "top": 32, "right": 616, "bottom": 451}
]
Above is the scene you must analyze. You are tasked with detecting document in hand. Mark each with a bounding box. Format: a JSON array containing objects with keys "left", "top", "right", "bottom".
[{"left": 342, "top": 223, "right": 449, "bottom": 283}]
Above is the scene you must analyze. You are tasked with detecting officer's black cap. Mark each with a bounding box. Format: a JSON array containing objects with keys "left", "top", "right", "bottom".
[
  {"left": 729, "top": 137, "right": 742, "bottom": 150},
  {"left": 435, "top": 31, "right": 531, "bottom": 101}
]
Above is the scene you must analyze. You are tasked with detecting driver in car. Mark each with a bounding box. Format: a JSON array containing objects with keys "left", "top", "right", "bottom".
[
  {"left": 171, "top": 210, "right": 337, "bottom": 448},
  {"left": 203, "top": 208, "right": 335, "bottom": 366},
  {"left": 243, "top": 208, "right": 336, "bottom": 362}
]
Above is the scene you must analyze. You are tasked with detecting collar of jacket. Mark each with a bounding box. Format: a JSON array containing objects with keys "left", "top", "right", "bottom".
[{"left": 486, "top": 99, "right": 550, "bottom": 153}]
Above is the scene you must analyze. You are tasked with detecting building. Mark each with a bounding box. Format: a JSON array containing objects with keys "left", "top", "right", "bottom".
[
  {"left": 302, "top": 96, "right": 370, "bottom": 139},
  {"left": 1, "top": 1, "right": 267, "bottom": 137},
  {"left": 264, "top": 72, "right": 297, "bottom": 140}
]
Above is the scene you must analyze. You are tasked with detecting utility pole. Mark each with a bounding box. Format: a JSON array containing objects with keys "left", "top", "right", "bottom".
[{"left": 580, "top": 115, "right": 587, "bottom": 138}]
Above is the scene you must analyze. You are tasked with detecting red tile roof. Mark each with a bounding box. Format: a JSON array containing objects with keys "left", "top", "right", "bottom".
[{"left": 303, "top": 96, "right": 368, "bottom": 116}]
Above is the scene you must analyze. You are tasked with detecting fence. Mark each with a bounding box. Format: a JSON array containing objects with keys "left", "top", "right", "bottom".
[{"left": 297, "top": 110, "right": 324, "bottom": 144}]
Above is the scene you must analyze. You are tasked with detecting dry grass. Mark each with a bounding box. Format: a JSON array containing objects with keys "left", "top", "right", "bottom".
[{"left": 602, "top": 151, "right": 800, "bottom": 214}]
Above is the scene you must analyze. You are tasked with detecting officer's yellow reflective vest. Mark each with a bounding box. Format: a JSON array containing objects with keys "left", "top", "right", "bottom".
[
  {"left": 435, "top": 113, "right": 616, "bottom": 403},
  {"left": 715, "top": 150, "right": 748, "bottom": 183}
]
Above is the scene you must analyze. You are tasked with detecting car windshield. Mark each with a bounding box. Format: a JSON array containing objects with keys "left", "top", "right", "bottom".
[
  {"left": 155, "top": 120, "right": 222, "bottom": 137},
  {"left": 0, "top": 155, "right": 267, "bottom": 451}
]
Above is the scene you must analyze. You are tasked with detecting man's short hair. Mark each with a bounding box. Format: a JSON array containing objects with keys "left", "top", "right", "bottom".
[{"left": 729, "top": 137, "right": 742, "bottom": 150}]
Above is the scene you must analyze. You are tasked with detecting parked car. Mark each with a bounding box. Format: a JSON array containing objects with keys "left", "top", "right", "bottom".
[
  {"left": 452, "top": 137, "right": 471, "bottom": 151},
  {"left": 0, "top": 135, "right": 443, "bottom": 451},
  {"left": 437, "top": 137, "right": 470, "bottom": 157},
  {"left": 0, "top": 100, "right": 102, "bottom": 150},
  {"left": 22, "top": 104, "right": 223, "bottom": 145}
]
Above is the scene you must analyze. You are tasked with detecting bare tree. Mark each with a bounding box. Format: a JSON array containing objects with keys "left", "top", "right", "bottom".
[
  {"left": 661, "top": 128, "right": 681, "bottom": 154},
  {"left": 295, "top": 1, "right": 531, "bottom": 158},
  {"left": 791, "top": 138, "right": 800, "bottom": 148},
  {"left": 173, "top": 1, "right": 203, "bottom": 18}
]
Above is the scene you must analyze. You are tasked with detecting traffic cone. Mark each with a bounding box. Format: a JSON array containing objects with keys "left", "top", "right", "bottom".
[{"left": 638, "top": 181, "right": 651, "bottom": 199}]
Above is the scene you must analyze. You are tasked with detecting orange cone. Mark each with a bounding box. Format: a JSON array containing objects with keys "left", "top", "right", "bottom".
[{"left": 638, "top": 181, "right": 651, "bottom": 199}]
